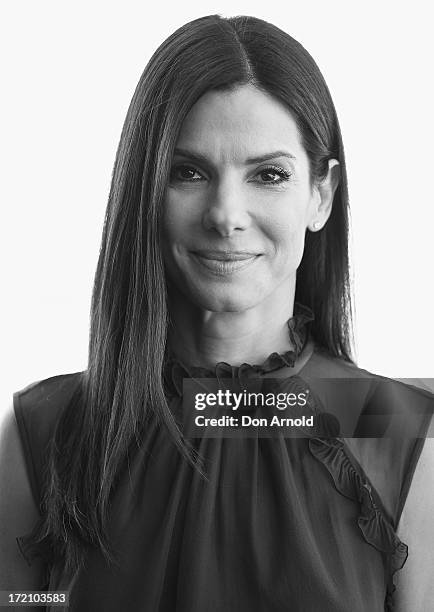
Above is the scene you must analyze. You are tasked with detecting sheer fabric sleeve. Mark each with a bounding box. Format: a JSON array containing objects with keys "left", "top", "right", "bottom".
[
  {"left": 12, "top": 372, "right": 83, "bottom": 565},
  {"left": 347, "top": 378, "right": 434, "bottom": 528}
]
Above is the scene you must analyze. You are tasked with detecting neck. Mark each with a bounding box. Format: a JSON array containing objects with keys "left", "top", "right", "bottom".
[{"left": 166, "top": 282, "right": 298, "bottom": 369}]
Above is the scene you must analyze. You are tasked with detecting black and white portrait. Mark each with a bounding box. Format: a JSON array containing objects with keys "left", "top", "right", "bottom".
[{"left": 1, "top": 3, "right": 433, "bottom": 611}]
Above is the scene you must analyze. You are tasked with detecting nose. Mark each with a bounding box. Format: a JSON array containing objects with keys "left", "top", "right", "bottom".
[{"left": 202, "top": 178, "right": 251, "bottom": 237}]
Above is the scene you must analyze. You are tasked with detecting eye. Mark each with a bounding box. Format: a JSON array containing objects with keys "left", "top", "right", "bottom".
[
  {"left": 170, "top": 164, "right": 205, "bottom": 183},
  {"left": 254, "top": 166, "right": 292, "bottom": 186}
]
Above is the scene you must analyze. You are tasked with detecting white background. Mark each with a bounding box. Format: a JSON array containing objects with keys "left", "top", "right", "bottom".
[{"left": 2, "top": 0, "right": 433, "bottom": 414}]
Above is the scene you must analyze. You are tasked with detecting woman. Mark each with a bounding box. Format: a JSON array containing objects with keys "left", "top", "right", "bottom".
[{"left": 1, "top": 14, "right": 433, "bottom": 612}]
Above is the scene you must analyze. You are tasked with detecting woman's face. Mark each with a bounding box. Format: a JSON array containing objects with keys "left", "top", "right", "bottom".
[{"left": 162, "top": 83, "right": 333, "bottom": 313}]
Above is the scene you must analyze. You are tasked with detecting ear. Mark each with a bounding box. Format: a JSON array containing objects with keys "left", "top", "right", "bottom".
[{"left": 307, "top": 159, "right": 340, "bottom": 232}]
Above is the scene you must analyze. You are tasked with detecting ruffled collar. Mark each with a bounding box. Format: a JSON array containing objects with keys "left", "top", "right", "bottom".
[{"left": 163, "top": 303, "right": 314, "bottom": 398}]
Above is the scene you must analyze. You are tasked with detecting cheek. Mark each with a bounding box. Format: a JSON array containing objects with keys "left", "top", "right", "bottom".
[
  {"left": 163, "top": 195, "right": 182, "bottom": 234},
  {"left": 161, "top": 194, "right": 203, "bottom": 289},
  {"left": 267, "top": 210, "right": 308, "bottom": 268},
  {"left": 161, "top": 199, "right": 182, "bottom": 276},
  {"left": 162, "top": 195, "right": 195, "bottom": 247}
]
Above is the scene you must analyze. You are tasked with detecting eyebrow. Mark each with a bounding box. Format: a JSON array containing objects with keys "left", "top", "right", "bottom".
[{"left": 173, "top": 147, "right": 296, "bottom": 165}]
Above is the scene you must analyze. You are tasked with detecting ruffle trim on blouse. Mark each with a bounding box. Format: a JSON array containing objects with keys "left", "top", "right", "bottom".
[
  {"left": 308, "top": 437, "right": 408, "bottom": 611},
  {"left": 164, "top": 302, "right": 314, "bottom": 398}
]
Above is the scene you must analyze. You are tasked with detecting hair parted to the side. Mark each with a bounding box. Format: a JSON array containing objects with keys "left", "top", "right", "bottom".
[{"left": 28, "top": 14, "right": 354, "bottom": 575}]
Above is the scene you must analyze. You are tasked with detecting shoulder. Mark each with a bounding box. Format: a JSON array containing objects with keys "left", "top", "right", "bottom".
[
  {"left": 303, "top": 348, "right": 434, "bottom": 519},
  {"left": 13, "top": 371, "right": 84, "bottom": 442},
  {"left": 14, "top": 371, "right": 84, "bottom": 417},
  {"left": 397, "top": 378, "right": 434, "bottom": 531},
  {"left": 0, "top": 403, "right": 30, "bottom": 491},
  {"left": 12, "top": 371, "right": 84, "bottom": 507},
  {"left": 307, "top": 346, "right": 434, "bottom": 420},
  {"left": 0, "top": 403, "right": 46, "bottom": 588},
  {"left": 309, "top": 345, "right": 434, "bottom": 442},
  {"left": 308, "top": 346, "right": 433, "bottom": 390},
  {"left": 303, "top": 345, "right": 371, "bottom": 378}
]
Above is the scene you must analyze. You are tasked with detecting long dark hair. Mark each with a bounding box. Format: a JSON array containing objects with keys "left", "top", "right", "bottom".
[{"left": 33, "top": 14, "right": 353, "bottom": 575}]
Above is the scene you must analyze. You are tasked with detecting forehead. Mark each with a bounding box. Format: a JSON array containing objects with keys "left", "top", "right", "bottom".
[{"left": 175, "top": 84, "right": 306, "bottom": 163}]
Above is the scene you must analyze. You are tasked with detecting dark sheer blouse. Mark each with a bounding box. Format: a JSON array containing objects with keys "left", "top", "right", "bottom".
[{"left": 13, "top": 305, "right": 434, "bottom": 611}]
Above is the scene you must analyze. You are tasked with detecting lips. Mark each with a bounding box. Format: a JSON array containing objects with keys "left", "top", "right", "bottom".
[
  {"left": 192, "top": 250, "right": 260, "bottom": 261},
  {"left": 191, "top": 250, "right": 261, "bottom": 275}
]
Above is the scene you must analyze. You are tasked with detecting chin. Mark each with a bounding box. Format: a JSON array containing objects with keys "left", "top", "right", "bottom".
[{"left": 187, "top": 286, "right": 264, "bottom": 313}]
